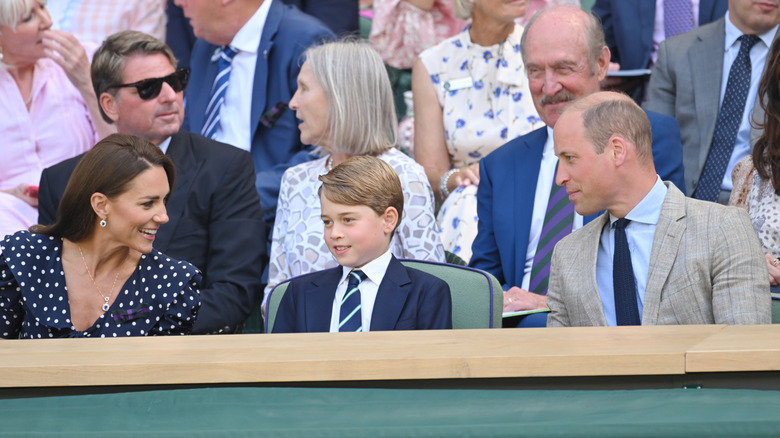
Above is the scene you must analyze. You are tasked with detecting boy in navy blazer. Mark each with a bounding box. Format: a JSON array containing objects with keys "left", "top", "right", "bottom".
[{"left": 273, "top": 156, "right": 452, "bottom": 333}]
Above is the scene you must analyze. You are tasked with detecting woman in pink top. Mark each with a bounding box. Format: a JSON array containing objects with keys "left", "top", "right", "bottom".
[
  {"left": 369, "top": 0, "right": 466, "bottom": 71},
  {"left": 0, "top": 0, "right": 113, "bottom": 239}
]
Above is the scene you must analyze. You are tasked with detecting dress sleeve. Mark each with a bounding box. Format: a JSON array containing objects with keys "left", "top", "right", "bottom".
[
  {"left": 392, "top": 156, "right": 446, "bottom": 262},
  {"left": 265, "top": 168, "right": 296, "bottom": 306},
  {"left": 0, "top": 253, "right": 23, "bottom": 339},
  {"left": 152, "top": 270, "right": 203, "bottom": 336},
  {"left": 729, "top": 156, "right": 754, "bottom": 211}
]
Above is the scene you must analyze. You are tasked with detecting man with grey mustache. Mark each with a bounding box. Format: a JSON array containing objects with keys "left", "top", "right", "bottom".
[{"left": 468, "top": 5, "right": 686, "bottom": 327}]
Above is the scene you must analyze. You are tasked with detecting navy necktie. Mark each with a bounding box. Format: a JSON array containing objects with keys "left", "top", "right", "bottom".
[
  {"left": 694, "top": 34, "right": 760, "bottom": 202},
  {"left": 202, "top": 46, "right": 238, "bottom": 139},
  {"left": 613, "top": 218, "right": 640, "bottom": 326},
  {"left": 339, "top": 270, "right": 366, "bottom": 332}
]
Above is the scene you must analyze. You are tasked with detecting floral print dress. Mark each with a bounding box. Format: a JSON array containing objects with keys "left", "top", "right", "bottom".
[{"left": 419, "top": 24, "right": 542, "bottom": 262}]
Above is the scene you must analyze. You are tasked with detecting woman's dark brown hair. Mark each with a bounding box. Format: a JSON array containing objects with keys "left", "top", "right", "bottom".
[
  {"left": 753, "top": 36, "right": 780, "bottom": 193},
  {"left": 31, "top": 133, "right": 175, "bottom": 241}
]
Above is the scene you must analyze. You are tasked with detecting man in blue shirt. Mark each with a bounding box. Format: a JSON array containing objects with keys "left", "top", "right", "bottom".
[{"left": 547, "top": 91, "right": 769, "bottom": 326}]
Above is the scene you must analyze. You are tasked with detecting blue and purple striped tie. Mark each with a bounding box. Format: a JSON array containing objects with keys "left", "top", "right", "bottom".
[
  {"left": 528, "top": 165, "right": 574, "bottom": 295},
  {"left": 664, "top": 0, "right": 694, "bottom": 39}
]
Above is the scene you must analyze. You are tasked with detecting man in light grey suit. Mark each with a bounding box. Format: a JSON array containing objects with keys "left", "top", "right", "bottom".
[
  {"left": 547, "top": 92, "right": 770, "bottom": 327},
  {"left": 644, "top": 0, "right": 780, "bottom": 203}
]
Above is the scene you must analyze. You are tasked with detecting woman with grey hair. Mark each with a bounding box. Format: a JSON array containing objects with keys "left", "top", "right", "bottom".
[
  {"left": 0, "top": 0, "right": 113, "bottom": 239},
  {"left": 265, "top": 40, "right": 444, "bottom": 306},
  {"left": 412, "top": 0, "right": 541, "bottom": 263}
]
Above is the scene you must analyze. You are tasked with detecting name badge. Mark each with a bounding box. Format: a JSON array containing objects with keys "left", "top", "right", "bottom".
[{"left": 443, "top": 77, "right": 474, "bottom": 92}]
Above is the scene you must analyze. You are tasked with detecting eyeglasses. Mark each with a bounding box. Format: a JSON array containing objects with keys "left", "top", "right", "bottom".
[{"left": 107, "top": 68, "right": 190, "bottom": 100}]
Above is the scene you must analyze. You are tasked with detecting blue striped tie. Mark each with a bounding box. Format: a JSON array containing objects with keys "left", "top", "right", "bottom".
[
  {"left": 339, "top": 270, "right": 367, "bottom": 332},
  {"left": 202, "top": 46, "right": 237, "bottom": 139}
]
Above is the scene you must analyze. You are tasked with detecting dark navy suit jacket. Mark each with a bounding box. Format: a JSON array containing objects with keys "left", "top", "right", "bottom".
[
  {"left": 183, "top": 0, "right": 334, "bottom": 225},
  {"left": 469, "top": 110, "right": 686, "bottom": 289},
  {"left": 272, "top": 256, "right": 453, "bottom": 333},
  {"left": 593, "top": 0, "right": 727, "bottom": 70},
  {"left": 37, "top": 130, "right": 267, "bottom": 335},
  {"left": 281, "top": 0, "right": 359, "bottom": 36}
]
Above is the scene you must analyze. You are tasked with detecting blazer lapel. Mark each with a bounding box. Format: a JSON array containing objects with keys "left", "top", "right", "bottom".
[
  {"left": 513, "top": 128, "right": 547, "bottom": 280},
  {"left": 155, "top": 132, "right": 199, "bottom": 252},
  {"left": 690, "top": 19, "right": 725, "bottom": 172},
  {"left": 643, "top": 183, "right": 686, "bottom": 325},
  {"left": 189, "top": 44, "right": 221, "bottom": 133},
  {"left": 250, "top": 0, "right": 282, "bottom": 141},
  {"left": 370, "top": 257, "right": 412, "bottom": 331},
  {"left": 305, "top": 268, "right": 342, "bottom": 332},
  {"left": 577, "top": 214, "right": 610, "bottom": 326}
]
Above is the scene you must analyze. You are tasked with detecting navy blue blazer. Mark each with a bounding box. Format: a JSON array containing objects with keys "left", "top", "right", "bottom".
[
  {"left": 281, "top": 0, "right": 359, "bottom": 36},
  {"left": 37, "top": 130, "right": 267, "bottom": 335},
  {"left": 469, "top": 110, "right": 686, "bottom": 289},
  {"left": 593, "top": 0, "right": 727, "bottom": 70},
  {"left": 272, "top": 256, "right": 453, "bottom": 333},
  {"left": 183, "top": 0, "right": 335, "bottom": 225}
]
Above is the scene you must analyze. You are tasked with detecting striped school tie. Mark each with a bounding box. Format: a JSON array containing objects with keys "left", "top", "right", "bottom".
[
  {"left": 339, "top": 270, "right": 367, "bottom": 332},
  {"left": 528, "top": 164, "right": 574, "bottom": 295},
  {"left": 202, "top": 46, "right": 237, "bottom": 139}
]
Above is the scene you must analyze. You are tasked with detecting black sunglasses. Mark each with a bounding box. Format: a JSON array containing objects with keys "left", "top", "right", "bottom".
[{"left": 108, "top": 68, "right": 190, "bottom": 100}]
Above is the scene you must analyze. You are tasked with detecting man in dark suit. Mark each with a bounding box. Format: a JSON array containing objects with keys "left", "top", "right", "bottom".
[
  {"left": 273, "top": 156, "right": 452, "bottom": 333},
  {"left": 175, "top": 0, "right": 334, "bottom": 227},
  {"left": 38, "top": 31, "right": 267, "bottom": 334},
  {"left": 281, "top": 0, "right": 359, "bottom": 36},
  {"left": 469, "top": 6, "right": 685, "bottom": 326}
]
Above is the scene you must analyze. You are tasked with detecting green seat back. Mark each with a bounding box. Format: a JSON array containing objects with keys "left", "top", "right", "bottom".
[{"left": 265, "top": 260, "right": 502, "bottom": 333}]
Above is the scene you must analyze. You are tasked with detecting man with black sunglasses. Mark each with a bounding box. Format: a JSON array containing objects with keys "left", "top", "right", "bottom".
[{"left": 38, "top": 30, "right": 268, "bottom": 335}]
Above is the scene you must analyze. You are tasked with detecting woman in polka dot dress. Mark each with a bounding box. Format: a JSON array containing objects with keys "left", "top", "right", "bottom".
[{"left": 0, "top": 134, "right": 201, "bottom": 339}]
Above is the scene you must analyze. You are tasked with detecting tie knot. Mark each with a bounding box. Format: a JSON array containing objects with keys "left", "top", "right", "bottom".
[
  {"left": 220, "top": 46, "right": 238, "bottom": 62},
  {"left": 349, "top": 270, "right": 367, "bottom": 284},
  {"left": 739, "top": 35, "right": 760, "bottom": 52},
  {"left": 614, "top": 218, "right": 631, "bottom": 230}
]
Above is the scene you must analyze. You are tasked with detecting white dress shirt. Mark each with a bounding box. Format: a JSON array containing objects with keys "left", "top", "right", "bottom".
[
  {"left": 213, "top": 0, "right": 272, "bottom": 151},
  {"left": 329, "top": 249, "right": 393, "bottom": 332},
  {"left": 521, "top": 127, "right": 584, "bottom": 291}
]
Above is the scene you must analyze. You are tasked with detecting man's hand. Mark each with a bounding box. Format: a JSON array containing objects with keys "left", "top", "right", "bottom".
[
  {"left": 503, "top": 286, "right": 547, "bottom": 312},
  {"left": 2, "top": 184, "right": 38, "bottom": 208},
  {"left": 765, "top": 253, "right": 780, "bottom": 286}
]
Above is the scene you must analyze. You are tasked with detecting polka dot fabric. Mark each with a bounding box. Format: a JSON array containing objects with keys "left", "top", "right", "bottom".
[{"left": 0, "top": 231, "right": 202, "bottom": 339}]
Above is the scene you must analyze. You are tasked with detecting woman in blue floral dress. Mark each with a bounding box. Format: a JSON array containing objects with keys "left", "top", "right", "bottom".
[
  {"left": 0, "top": 134, "right": 201, "bottom": 339},
  {"left": 412, "top": 0, "right": 542, "bottom": 263}
]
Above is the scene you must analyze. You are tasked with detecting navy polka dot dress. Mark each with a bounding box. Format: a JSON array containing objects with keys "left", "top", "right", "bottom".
[{"left": 0, "top": 231, "right": 202, "bottom": 338}]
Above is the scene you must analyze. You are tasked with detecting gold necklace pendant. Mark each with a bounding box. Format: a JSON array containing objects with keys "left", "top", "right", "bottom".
[{"left": 77, "top": 245, "right": 123, "bottom": 313}]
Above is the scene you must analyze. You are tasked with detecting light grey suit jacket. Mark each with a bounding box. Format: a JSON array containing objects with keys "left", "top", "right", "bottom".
[
  {"left": 547, "top": 183, "right": 770, "bottom": 327},
  {"left": 644, "top": 17, "right": 775, "bottom": 195}
]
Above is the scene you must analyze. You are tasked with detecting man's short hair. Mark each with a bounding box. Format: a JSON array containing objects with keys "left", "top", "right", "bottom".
[
  {"left": 91, "top": 30, "right": 177, "bottom": 123},
  {"left": 521, "top": 6, "right": 607, "bottom": 75},
  {"left": 569, "top": 92, "right": 653, "bottom": 161},
  {"left": 318, "top": 155, "right": 404, "bottom": 233}
]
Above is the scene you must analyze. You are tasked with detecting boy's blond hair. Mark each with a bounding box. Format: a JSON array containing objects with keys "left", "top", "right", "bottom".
[{"left": 318, "top": 155, "right": 404, "bottom": 233}]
